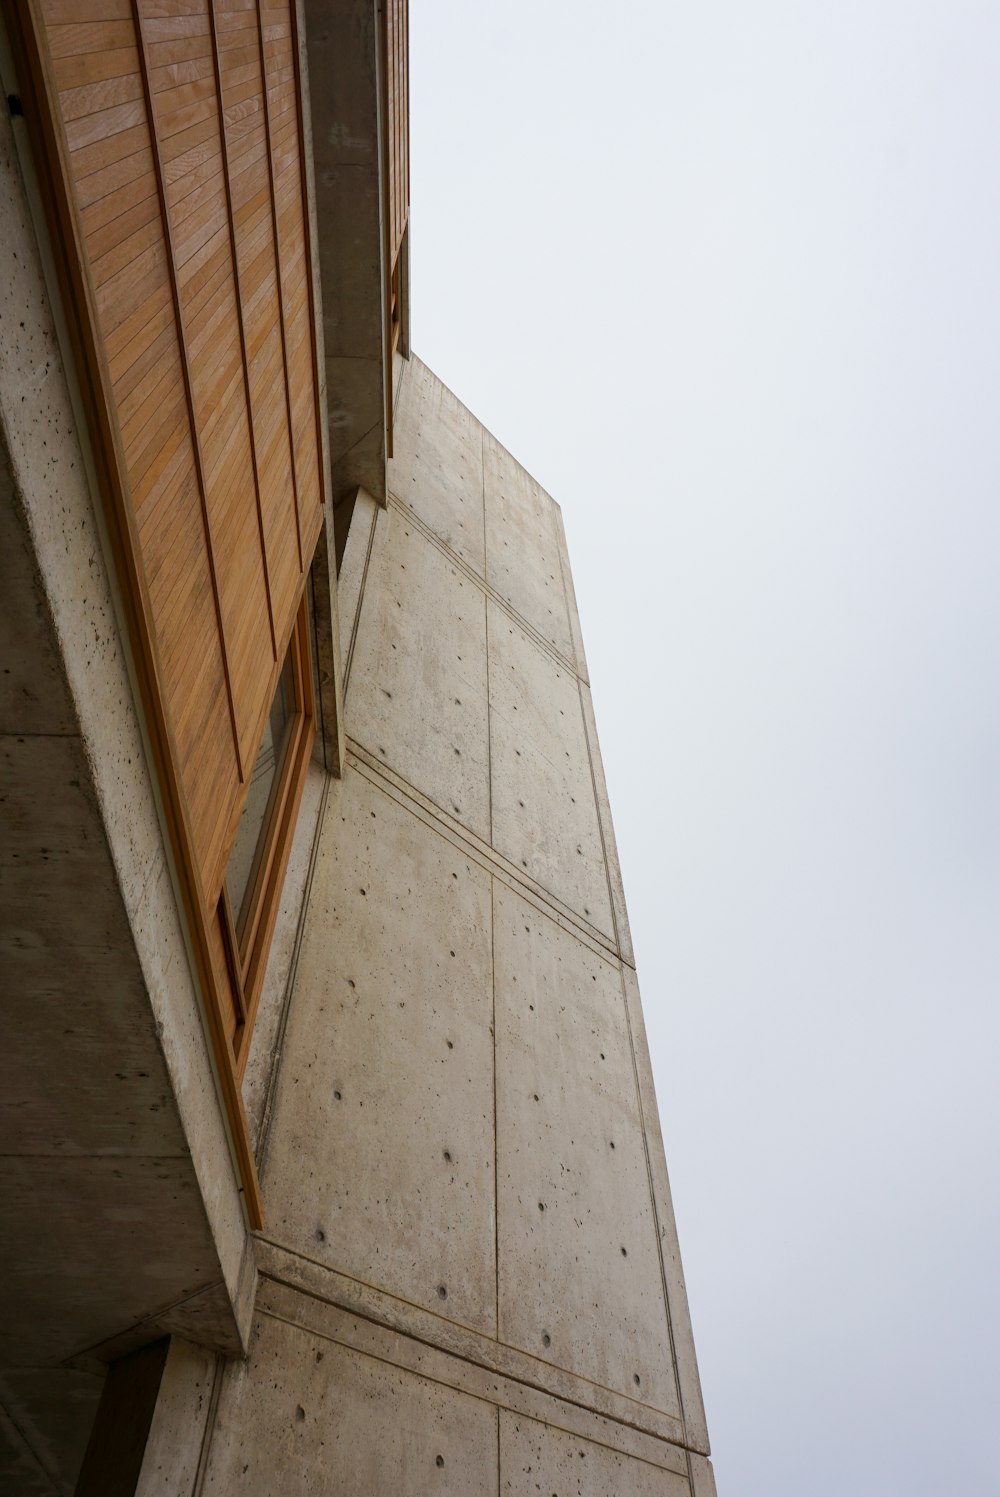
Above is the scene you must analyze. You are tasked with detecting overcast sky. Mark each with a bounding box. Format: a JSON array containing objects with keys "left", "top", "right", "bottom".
[{"left": 408, "top": 4, "right": 1000, "bottom": 1493}]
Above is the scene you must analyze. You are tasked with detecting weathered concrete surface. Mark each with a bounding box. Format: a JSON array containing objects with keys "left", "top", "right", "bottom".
[
  {"left": 389, "top": 358, "right": 486, "bottom": 572},
  {"left": 579, "top": 680, "right": 634, "bottom": 964},
  {"left": 303, "top": 0, "right": 390, "bottom": 503},
  {"left": 199, "top": 1314, "right": 498, "bottom": 1496},
  {"left": 552, "top": 500, "right": 591, "bottom": 683},
  {"left": 0, "top": 1369, "right": 104, "bottom": 1497},
  {"left": 134, "top": 1339, "right": 217, "bottom": 1497},
  {"left": 483, "top": 430, "right": 575, "bottom": 661},
  {"left": 261, "top": 768, "right": 497, "bottom": 1335},
  {"left": 348, "top": 506, "right": 491, "bottom": 837},
  {"left": 109, "top": 351, "right": 712, "bottom": 1491},
  {"left": 336, "top": 487, "right": 380, "bottom": 683},
  {"left": 488, "top": 603, "right": 614, "bottom": 937},
  {"left": 500, "top": 1410, "right": 691, "bottom": 1496},
  {"left": 622, "top": 968, "right": 710, "bottom": 1453},
  {"left": 690, "top": 1452, "right": 720, "bottom": 1497},
  {"left": 493, "top": 884, "right": 679, "bottom": 1415}
]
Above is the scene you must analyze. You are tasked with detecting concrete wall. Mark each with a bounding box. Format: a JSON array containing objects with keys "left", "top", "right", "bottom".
[
  {"left": 0, "top": 41, "right": 257, "bottom": 1493},
  {"left": 139, "top": 358, "right": 715, "bottom": 1494}
]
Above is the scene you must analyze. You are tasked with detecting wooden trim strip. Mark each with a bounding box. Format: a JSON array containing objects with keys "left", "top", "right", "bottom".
[
  {"left": 206, "top": 0, "right": 277, "bottom": 664},
  {"left": 220, "top": 881, "right": 247, "bottom": 1025},
  {"left": 286, "top": 0, "right": 327, "bottom": 512},
  {"left": 12, "top": 0, "right": 264, "bottom": 1231},
  {"left": 252, "top": 0, "right": 303, "bottom": 575},
  {"left": 130, "top": 0, "right": 247, "bottom": 782},
  {"left": 234, "top": 600, "right": 316, "bottom": 1076}
]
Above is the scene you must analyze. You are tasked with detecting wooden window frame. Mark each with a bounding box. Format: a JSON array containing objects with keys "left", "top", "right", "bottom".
[{"left": 220, "top": 595, "right": 316, "bottom": 1077}]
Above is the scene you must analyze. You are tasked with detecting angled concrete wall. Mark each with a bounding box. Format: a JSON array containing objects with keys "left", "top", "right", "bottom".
[{"left": 136, "top": 357, "right": 715, "bottom": 1495}]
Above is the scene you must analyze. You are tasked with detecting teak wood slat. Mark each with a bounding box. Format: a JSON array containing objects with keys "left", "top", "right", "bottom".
[{"left": 14, "top": 0, "right": 329, "bottom": 1231}]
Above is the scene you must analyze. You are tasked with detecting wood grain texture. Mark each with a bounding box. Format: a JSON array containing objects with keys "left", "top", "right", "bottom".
[{"left": 25, "top": 0, "right": 331, "bottom": 1226}]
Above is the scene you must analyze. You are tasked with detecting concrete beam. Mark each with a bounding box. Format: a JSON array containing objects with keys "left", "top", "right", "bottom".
[{"left": 302, "top": 0, "right": 392, "bottom": 505}]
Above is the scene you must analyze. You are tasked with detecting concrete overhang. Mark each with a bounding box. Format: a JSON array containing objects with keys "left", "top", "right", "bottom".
[{"left": 303, "top": 0, "right": 403, "bottom": 512}]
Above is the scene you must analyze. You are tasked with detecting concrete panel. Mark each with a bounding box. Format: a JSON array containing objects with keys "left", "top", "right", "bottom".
[
  {"left": 578, "top": 683, "right": 634, "bottom": 966},
  {"left": 348, "top": 509, "right": 491, "bottom": 838},
  {"left": 488, "top": 604, "right": 614, "bottom": 937},
  {"left": 0, "top": 731, "right": 187, "bottom": 1159},
  {"left": 0, "top": 1369, "right": 104, "bottom": 1496},
  {"left": 690, "top": 1453, "right": 719, "bottom": 1497},
  {"left": 499, "top": 1411, "right": 690, "bottom": 1497},
  {"left": 553, "top": 502, "right": 590, "bottom": 683},
  {"left": 202, "top": 1313, "right": 498, "bottom": 1496},
  {"left": 0, "top": 441, "right": 75, "bottom": 737},
  {"left": 303, "top": 0, "right": 388, "bottom": 503},
  {"left": 135, "top": 1338, "right": 216, "bottom": 1497},
  {"left": 261, "top": 767, "right": 497, "bottom": 1335},
  {"left": 621, "top": 969, "right": 709, "bottom": 1455},
  {"left": 483, "top": 432, "right": 574, "bottom": 660},
  {"left": 389, "top": 359, "right": 485, "bottom": 573},
  {"left": 337, "top": 490, "right": 379, "bottom": 679},
  {"left": 494, "top": 884, "right": 679, "bottom": 1417},
  {"left": 0, "top": 1406, "right": 54, "bottom": 1497},
  {"left": 0, "top": 1155, "right": 217, "bottom": 1367}
]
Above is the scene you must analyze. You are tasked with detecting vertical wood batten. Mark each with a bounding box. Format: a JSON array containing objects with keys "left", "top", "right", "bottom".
[
  {"left": 130, "top": 0, "right": 247, "bottom": 783},
  {"left": 287, "top": 0, "right": 326, "bottom": 514},
  {"left": 253, "top": 0, "right": 304, "bottom": 576},
  {"left": 207, "top": 0, "right": 278, "bottom": 666}
]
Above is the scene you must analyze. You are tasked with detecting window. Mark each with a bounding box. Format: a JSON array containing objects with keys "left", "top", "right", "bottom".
[{"left": 219, "top": 596, "right": 315, "bottom": 1071}]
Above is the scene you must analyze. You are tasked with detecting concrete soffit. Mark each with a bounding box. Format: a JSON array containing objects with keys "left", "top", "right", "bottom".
[{"left": 303, "top": 0, "right": 399, "bottom": 510}]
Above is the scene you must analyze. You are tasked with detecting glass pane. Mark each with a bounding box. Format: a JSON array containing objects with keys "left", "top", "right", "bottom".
[{"left": 226, "top": 647, "right": 296, "bottom": 937}]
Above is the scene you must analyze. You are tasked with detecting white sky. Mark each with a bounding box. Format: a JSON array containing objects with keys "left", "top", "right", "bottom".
[{"left": 408, "top": 4, "right": 1000, "bottom": 1493}]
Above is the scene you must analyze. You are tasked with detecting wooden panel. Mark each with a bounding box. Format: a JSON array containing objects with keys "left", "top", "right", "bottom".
[
  {"left": 34, "top": 0, "right": 325, "bottom": 900},
  {"left": 215, "top": 0, "right": 298, "bottom": 653},
  {"left": 22, "top": 0, "right": 331, "bottom": 1224},
  {"left": 261, "top": 2, "right": 322, "bottom": 565}
]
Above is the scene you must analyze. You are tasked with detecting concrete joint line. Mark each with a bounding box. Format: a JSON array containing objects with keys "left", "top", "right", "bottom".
[
  {"left": 251, "top": 1253, "right": 693, "bottom": 1464},
  {"left": 383, "top": 491, "right": 588, "bottom": 686},
  {"left": 345, "top": 742, "right": 630, "bottom": 967}
]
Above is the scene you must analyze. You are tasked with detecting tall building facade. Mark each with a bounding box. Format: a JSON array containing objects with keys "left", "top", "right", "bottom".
[{"left": 0, "top": 2, "right": 716, "bottom": 1492}]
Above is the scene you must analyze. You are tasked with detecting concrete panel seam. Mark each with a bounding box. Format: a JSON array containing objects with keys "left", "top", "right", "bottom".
[
  {"left": 389, "top": 488, "right": 582, "bottom": 675},
  {"left": 190, "top": 1352, "right": 225, "bottom": 1497},
  {"left": 385, "top": 492, "right": 588, "bottom": 685},
  {"left": 252, "top": 1270, "right": 692, "bottom": 1463},
  {"left": 346, "top": 744, "right": 632, "bottom": 966},
  {"left": 252, "top": 1249, "right": 690, "bottom": 1452}
]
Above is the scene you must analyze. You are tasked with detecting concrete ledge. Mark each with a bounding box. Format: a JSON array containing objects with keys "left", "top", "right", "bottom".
[{"left": 254, "top": 1239, "right": 689, "bottom": 1454}]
